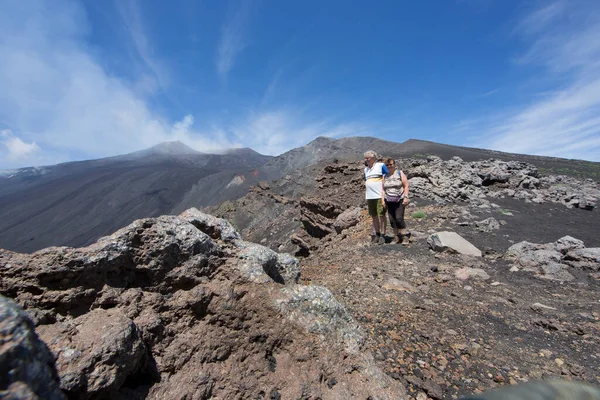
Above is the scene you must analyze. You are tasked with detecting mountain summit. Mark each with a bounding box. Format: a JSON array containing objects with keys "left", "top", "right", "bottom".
[{"left": 121, "top": 141, "right": 202, "bottom": 159}]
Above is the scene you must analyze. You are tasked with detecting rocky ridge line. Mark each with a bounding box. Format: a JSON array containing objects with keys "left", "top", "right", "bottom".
[{"left": 0, "top": 209, "right": 405, "bottom": 399}]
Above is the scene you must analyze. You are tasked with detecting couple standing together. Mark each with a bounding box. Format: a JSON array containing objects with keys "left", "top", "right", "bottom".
[{"left": 363, "top": 150, "right": 410, "bottom": 245}]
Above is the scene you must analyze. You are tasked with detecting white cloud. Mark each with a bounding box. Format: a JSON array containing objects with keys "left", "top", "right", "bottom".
[
  {"left": 216, "top": 0, "right": 252, "bottom": 80},
  {"left": 0, "top": 130, "right": 41, "bottom": 163},
  {"left": 469, "top": 0, "right": 600, "bottom": 161},
  {"left": 230, "top": 109, "right": 370, "bottom": 155},
  {"left": 0, "top": 0, "right": 238, "bottom": 168}
]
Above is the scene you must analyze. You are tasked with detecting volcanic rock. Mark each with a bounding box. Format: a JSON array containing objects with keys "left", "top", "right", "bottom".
[
  {"left": 506, "top": 236, "right": 599, "bottom": 278},
  {"left": 0, "top": 209, "right": 405, "bottom": 399},
  {"left": 0, "top": 296, "right": 65, "bottom": 400}
]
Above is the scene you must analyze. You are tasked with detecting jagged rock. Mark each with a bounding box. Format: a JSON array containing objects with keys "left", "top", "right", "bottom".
[
  {"left": 564, "top": 248, "right": 600, "bottom": 271},
  {"left": 540, "top": 262, "right": 575, "bottom": 281},
  {"left": 401, "top": 157, "right": 599, "bottom": 210},
  {"left": 427, "top": 232, "right": 482, "bottom": 257},
  {"left": 506, "top": 242, "right": 562, "bottom": 271},
  {"left": 180, "top": 207, "right": 241, "bottom": 242},
  {"left": 333, "top": 207, "right": 362, "bottom": 233},
  {"left": 475, "top": 217, "right": 500, "bottom": 232},
  {"left": 0, "top": 295, "right": 65, "bottom": 400},
  {"left": 0, "top": 209, "right": 404, "bottom": 399},
  {"left": 506, "top": 236, "right": 599, "bottom": 277},
  {"left": 233, "top": 240, "right": 300, "bottom": 284},
  {"left": 553, "top": 235, "right": 585, "bottom": 253},
  {"left": 299, "top": 197, "right": 341, "bottom": 238},
  {"left": 37, "top": 309, "right": 146, "bottom": 398},
  {"left": 257, "top": 181, "right": 270, "bottom": 190}
]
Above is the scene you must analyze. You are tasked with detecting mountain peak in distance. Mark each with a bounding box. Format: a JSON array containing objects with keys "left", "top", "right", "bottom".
[{"left": 145, "top": 141, "right": 201, "bottom": 155}]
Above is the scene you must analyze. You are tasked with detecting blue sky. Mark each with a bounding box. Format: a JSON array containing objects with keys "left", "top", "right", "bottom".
[{"left": 1, "top": 0, "right": 600, "bottom": 169}]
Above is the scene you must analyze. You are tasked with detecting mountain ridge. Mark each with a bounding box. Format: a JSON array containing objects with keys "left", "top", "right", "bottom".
[{"left": 1, "top": 137, "right": 599, "bottom": 253}]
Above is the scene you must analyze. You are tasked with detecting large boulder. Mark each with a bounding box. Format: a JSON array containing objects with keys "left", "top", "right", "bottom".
[
  {"left": 427, "top": 232, "right": 482, "bottom": 257},
  {"left": 333, "top": 206, "right": 362, "bottom": 233},
  {"left": 0, "top": 295, "right": 65, "bottom": 400},
  {"left": 506, "top": 236, "right": 598, "bottom": 279},
  {"left": 0, "top": 209, "right": 404, "bottom": 399}
]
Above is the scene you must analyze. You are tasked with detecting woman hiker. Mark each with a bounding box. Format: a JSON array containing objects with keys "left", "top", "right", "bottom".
[{"left": 382, "top": 158, "right": 410, "bottom": 244}]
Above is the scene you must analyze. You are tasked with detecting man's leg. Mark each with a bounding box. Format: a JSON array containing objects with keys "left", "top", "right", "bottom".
[
  {"left": 368, "top": 199, "right": 381, "bottom": 242},
  {"left": 371, "top": 215, "right": 380, "bottom": 234},
  {"left": 379, "top": 215, "right": 387, "bottom": 236}
]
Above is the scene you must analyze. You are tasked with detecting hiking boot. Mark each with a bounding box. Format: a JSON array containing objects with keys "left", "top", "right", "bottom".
[
  {"left": 393, "top": 235, "right": 401, "bottom": 244},
  {"left": 400, "top": 234, "right": 410, "bottom": 245},
  {"left": 371, "top": 235, "right": 379, "bottom": 243},
  {"left": 378, "top": 235, "right": 385, "bottom": 245}
]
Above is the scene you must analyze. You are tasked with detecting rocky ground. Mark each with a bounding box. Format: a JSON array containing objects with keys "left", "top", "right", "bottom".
[
  {"left": 0, "top": 210, "right": 405, "bottom": 399},
  {"left": 210, "top": 155, "right": 600, "bottom": 399},
  {"left": 300, "top": 203, "right": 600, "bottom": 399},
  {"left": 1, "top": 154, "right": 599, "bottom": 399}
]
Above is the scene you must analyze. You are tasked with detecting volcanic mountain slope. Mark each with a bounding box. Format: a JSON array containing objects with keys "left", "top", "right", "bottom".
[
  {"left": 0, "top": 142, "right": 273, "bottom": 253},
  {"left": 2, "top": 136, "right": 599, "bottom": 254}
]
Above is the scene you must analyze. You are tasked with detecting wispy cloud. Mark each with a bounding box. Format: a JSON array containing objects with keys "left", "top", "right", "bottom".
[
  {"left": 114, "top": 0, "right": 169, "bottom": 91},
  {"left": 469, "top": 0, "right": 600, "bottom": 161},
  {"left": 0, "top": 0, "right": 236, "bottom": 168},
  {"left": 480, "top": 88, "right": 499, "bottom": 97},
  {"left": 216, "top": 0, "right": 253, "bottom": 80}
]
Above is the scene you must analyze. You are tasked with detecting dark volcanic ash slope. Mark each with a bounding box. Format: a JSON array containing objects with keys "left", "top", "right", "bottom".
[{"left": 0, "top": 143, "right": 273, "bottom": 253}]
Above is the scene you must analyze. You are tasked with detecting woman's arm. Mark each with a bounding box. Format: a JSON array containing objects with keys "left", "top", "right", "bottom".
[{"left": 401, "top": 171, "right": 409, "bottom": 205}]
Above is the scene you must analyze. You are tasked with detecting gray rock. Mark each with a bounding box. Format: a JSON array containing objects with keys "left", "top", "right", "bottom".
[
  {"left": 540, "top": 262, "right": 575, "bottom": 281},
  {"left": 234, "top": 240, "right": 301, "bottom": 284},
  {"left": 179, "top": 207, "right": 241, "bottom": 242},
  {"left": 333, "top": 207, "right": 362, "bottom": 233},
  {"left": 475, "top": 217, "right": 500, "bottom": 232},
  {"left": 564, "top": 248, "right": 600, "bottom": 271},
  {"left": 275, "top": 253, "right": 302, "bottom": 284},
  {"left": 455, "top": 267, "right": 490, "bottom": 281},
  {"left": 0, "top": 295, "right": 65, "bottom": 400},
  {"left": 37, "top": 309, "right": 146, "bottom": 398},
  {"left": 506, "top": 241, "right": 563, "bottom": 271},
  {"left": 275, "top": 285, "right": 364, "bottom": 354},
  {"left": 427, "top": 232, "right": 482, "bottom": 257},
  {"left": 553, "top": 236, "right": 585, "bottom": 254},
  {"left": 463, "top": 379, "right": 600, "bottom": 399}
]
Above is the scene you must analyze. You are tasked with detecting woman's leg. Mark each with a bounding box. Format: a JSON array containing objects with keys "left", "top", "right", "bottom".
[
  {"left": 386, "top": 201, "right": 400, "bottom": 239},
  {"left": 397, "top": 203, "right": 407, "bottom": 236}
]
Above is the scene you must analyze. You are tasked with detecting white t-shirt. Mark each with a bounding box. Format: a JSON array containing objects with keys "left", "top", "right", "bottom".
[{"left": 364, "top": 162, "right": 388, "bottom": 199}]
